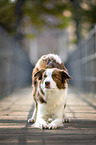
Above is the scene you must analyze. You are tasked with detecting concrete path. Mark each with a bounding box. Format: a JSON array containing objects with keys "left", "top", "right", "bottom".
[{"left": 0, "top": 87, "right": 96, "bottom": 145}]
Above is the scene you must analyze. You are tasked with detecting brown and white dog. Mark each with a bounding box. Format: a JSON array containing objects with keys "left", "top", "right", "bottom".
[{"left": 28, "top": 54, "right": 72, "bottom": 129}]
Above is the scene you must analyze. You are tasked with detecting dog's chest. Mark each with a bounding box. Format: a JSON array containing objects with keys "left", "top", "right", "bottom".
[
  {"left": 45, "top": 89, "right": 66, "bottom": 105},
  {"left": 38, "top": 89, "right": 67, "bottom": 116}
]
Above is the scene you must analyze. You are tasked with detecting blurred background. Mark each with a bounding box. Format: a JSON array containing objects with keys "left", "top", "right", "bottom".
[{"left": 0, "top": 0, "right": 96, "bottom": 98}]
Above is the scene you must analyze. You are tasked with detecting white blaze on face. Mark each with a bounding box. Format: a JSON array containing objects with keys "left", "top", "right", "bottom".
[{"left": 42, "top": 69, "right": 57, "bottom": 90}]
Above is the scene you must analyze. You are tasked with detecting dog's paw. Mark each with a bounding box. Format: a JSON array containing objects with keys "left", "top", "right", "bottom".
[
  {"left": 48, "top": 123, "right": 57, "bottom": 129},
  {"left": 63, "top": 117, "right": 71, "bottom": 123},
  {"left": 28, "top": 118, "right": 35, "bottom": 123},
  {"left": 39, "top": 123, "right": 47, "bottom": 129},
  {"left": 36, "top": 119, "right": 48, "bottom": 129}
]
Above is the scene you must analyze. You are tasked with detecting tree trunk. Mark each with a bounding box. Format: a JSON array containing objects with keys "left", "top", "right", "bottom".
[
  {"left": 15, "top": 0, "right": 26, "bottom": 40},
  {"left": 70, "top": 0, "right": 81, "bottom": 42}
]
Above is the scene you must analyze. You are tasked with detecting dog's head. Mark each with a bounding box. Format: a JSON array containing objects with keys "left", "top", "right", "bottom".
[{"left": 34, "top": 68, "right": 72, "bottom": 90}]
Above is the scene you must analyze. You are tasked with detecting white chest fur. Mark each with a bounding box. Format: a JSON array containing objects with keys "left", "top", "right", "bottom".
[
  {"left": 36, "top": 88, "right": 67, "bottom": 122},
  {"left": 45, "top": 89, "right": 67, "bottom": 106}
]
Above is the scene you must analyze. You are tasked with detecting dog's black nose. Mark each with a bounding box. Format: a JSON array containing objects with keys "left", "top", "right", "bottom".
[{"left": 45, "top": 81, "right": 50, "bottom": 88}]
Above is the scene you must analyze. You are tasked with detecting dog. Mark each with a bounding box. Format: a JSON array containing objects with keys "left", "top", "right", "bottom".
[{"left": 28, "top": 54, "right": 72, "bottom": 129}]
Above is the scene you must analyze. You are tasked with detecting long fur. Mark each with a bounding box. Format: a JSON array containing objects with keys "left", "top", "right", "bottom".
[{"left": 28, "top": 54, "right": 72, "bottom": 129}]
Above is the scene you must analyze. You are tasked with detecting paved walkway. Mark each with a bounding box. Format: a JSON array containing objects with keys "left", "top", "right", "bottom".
[{"left": 0, "top": 87, "right": 96, "bottom": 145}]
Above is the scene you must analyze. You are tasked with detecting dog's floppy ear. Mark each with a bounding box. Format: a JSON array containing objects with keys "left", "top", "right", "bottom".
[
  {"left": 60, "top": 70, "right": 72, "bottom": 80},
  {"left": 34, "top": 69, "right": 45, "bottom": 80}
]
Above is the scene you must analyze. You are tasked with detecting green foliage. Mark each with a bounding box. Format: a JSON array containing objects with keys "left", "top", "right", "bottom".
[
  {"left": 23, "top": 0, "right": 70, "bottom": 29},
  {"left": 25, "top": 33, "right": 36, "bottom": 39},
  {"left": 0, "top": 0, "right": 16, "bottom": 33},
  {"left": 0, "top": 0, "right": 96, "bottom": 39}
]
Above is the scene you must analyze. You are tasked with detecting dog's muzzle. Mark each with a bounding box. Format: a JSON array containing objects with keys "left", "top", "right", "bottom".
[{"left": 45, "top": 81, "right": 50, "bottom": 89}]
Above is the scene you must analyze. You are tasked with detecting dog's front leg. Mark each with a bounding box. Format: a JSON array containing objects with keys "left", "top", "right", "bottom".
[
  {"left": 63, "top": 104, "right": 70, "bottom": 123},
  {"left": 28, "top": 107, "right": 37, "bottom": 123},
  {"left": 28, "top": 102, "right": 38, "bottom": 123}
]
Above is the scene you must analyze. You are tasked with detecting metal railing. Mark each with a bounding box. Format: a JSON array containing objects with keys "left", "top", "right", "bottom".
[
  {"left": 67, "top": 27, "right": 96, "bottom": 94},
  {"left": 0, "top": 28, "right": 32, "bottom": 98}
]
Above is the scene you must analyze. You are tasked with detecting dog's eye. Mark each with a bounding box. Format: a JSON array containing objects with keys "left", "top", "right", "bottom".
[
  {"left": 54, "top": 75, "right": 59, "bottom": 79},
  {"left": 44, "top": 74, "right": 47, "bottom": 78}
]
